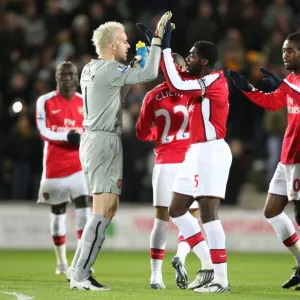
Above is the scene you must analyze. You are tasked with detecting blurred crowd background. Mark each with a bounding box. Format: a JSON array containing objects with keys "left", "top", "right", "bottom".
[{"left": 0, "top": 0, "right": 299, "bottom": 205}]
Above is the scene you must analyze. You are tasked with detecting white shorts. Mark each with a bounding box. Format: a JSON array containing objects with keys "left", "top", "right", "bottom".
[
  {"left": 37, "top": 171, "right": 89, "bottom": 205},
  {"left": 173, "top": 139, "right": 232, "bottom": 199},
  {"left": 269, "top": 163, "right": 300, "bottom": 201},
  {"left": 152, "top": 163, "right": 198, "bottom": 209}
]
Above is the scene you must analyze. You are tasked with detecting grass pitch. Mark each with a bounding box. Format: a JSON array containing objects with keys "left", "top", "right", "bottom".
[{"left": 0, "top": 250, "right": 299, "bottom": 299}]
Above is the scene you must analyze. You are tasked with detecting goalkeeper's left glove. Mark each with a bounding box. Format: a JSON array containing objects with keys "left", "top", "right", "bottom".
[{"left": 151, "top": 11, "right": 172, "bottom": 46}]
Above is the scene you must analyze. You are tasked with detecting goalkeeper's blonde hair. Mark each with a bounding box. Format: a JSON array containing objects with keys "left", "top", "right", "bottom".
[{"left": 92, "top": 22, "right": 125, "bottom": 56}]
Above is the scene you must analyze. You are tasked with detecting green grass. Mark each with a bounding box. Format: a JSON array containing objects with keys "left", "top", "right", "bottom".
[{"left": 0, "top": 250, "right": 299, "bottom": 299}]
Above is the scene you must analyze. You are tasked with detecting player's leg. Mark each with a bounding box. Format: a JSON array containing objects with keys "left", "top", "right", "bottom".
[
  {"left": 193, "top": 140, "right": 231, "bottom": 293},
  {"left": 170, "top": 150, "right": 212, "bottom": 289},
  {"left": 175, "top": 208, "right": 199, "bottom": 265},
  {"left": 150, "top": 206, "right": 169, "bottom": 289},
  {"left": 186, "top": 207, "right": 214, "bottom": 290},
  {"left": 74, "top": 195, "right": 91, "bottom": 241},
  {"left": 149, "top": 164, "right": 173, "bottom": 289},
  {"left": 70, "top": 132, "right": 121, "bottom": 291},
  {"left": 66, "top": 195, "right": 92, "bottom": 281},
  {"left": 265, "top": 163, "right": 300, "bottom": 289},
  {"left": 51, "top": 202, "right": 68, "bottom": 274},
  {"left": 169, "top": 192, "right": 196, "bottom": 289}
]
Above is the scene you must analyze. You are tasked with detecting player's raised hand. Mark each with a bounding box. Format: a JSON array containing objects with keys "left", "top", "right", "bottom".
[
  {"left": 162, "top": 20, "right": 175, "bottom": 49},
  {"left": 259, "top": 67, "right": 283, "bottom": 90},
  {"left": 151, "top": 11, "right": 172, "bottom": 46},
  {"left": 136, "top": 23, "right": 154, "bottom": 45},
  {"left": 227, "top": 70, "right": 253, "bottom": 92}
]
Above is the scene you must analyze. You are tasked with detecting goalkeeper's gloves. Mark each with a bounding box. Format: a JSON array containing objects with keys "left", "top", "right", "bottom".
[
  {"left": 259, "top": 67, "right": 283, "bottom": 90},
  {"left": 67, "top": 130, "right": 81, "bottom": 146},
  {"left": 227, "top": 70, "right": 253, "bottom": 92},
  {"left": 151, "top": 11, "right": 172, "bottom": 47}
]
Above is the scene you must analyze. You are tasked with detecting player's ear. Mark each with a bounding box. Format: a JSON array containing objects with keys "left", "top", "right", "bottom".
[{"left": 201, "top": 58, "right": 209, "bottom": 66}]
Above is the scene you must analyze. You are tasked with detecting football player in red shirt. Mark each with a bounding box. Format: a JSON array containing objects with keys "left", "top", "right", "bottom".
[
  {"left": 36, "top": 62, "right": 91, "bottom": 275},
  {"left": 136, "top": 53, "right": 213, "bottom": 290},
  {"left": 228, "top": 32, "right": 300, "bottom": 290},
  {"left": 155, "top": 21, "right": 232, "bottom": 293}
]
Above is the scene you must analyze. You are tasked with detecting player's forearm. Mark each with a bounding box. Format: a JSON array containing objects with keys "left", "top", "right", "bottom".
[
  {"left": 136, "top": 125, "right": 157, "bottom": 141},
  {"left": 242, "top": 90, "right": 285, "bottom": 111},
  {"left": 124, "top": 46, "right": 161, "bottom": 84},
  {"left": 162, "top": 49, "right": 203, "bottom": 96}
]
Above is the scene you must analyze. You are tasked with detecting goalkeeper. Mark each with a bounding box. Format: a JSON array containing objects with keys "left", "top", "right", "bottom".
[{"left": 67, "top": 12, "right": 173, "bottom": 291}]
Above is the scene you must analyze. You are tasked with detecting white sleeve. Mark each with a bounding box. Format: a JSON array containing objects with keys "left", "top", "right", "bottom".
[{"left": 36, "top": 95, "right": 68, "bottom": 142}]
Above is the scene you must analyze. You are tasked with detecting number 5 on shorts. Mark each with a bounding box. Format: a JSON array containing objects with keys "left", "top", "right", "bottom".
[{"left": 194, "top": 174, "right": 199, "bottom": 188}]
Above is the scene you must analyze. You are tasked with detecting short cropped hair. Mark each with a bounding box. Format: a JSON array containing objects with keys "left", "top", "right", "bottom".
[
  {"left": 193, "top": 41, "right": 218, "bottom": 67},
  {"left": 92, "top": 21, "right": 125, "bottom": 56},
  {"left": 286, "top": 32, "right": 300, "bottom": 47},
  {"left": 55, "top": 61, "right": 78, "bottom": 81}
]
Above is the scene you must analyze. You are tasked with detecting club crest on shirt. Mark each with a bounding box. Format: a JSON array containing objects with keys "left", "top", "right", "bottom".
[{"left": 78, "top": 106, "right": 83, "bottom": 115}]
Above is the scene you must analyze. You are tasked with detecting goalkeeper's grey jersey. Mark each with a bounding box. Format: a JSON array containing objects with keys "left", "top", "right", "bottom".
[{"left": 80, "top": 45, "right": 161, "bottom": 134}]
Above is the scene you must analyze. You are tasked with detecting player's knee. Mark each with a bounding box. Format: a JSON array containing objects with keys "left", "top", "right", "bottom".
[
  {"left": 51, "top": 203, "right": 67, "bottom": 215},
  {"left": 74, "top": 195, "right": 90, "bottom": 209}
]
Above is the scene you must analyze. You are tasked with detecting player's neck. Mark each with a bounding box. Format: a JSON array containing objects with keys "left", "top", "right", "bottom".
[
  {"left": 196, "top": 67, "right": 214, "bottom": 78},
  {"left": 59, "top": 90, "right": 74, "bottom": 101},
  {"left": 99, "top": 52, "right": 115, "bottom": 61}
]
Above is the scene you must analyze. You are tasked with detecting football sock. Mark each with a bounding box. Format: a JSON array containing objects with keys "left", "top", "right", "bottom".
[
  {"left": 267, "top": 212, "right": 300, "bottom": 266},
  {"left": 74, "top": 214, "right": 110, "bottom": 281},
  {"left": 75, "top": 207, "right": 91, "bottom": 239},
  {"left": 176, "top": 234, "right": 190, "bottom": 264},
  {"left": 50, "top": 213, "right": 67, "bottom": 265},
  {"left": 203, "top": 220, "right": 228, "bottom": 286},
  {"left": 150, "top": 219, "right": 168, "bottom": 280}
]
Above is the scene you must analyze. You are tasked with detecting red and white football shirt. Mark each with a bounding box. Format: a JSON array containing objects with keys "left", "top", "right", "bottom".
[
  {"left": 161, "top": 49, "right": 229, "bottom": 144},
  {"left": 36, "top": 90, "right": 84, "bottom": 179},
  {"left": 136, "top": 82, "right": 190, "bottom": 164},
  {"left": 243, "top": 73, "right": 300, "bottom": 164}
]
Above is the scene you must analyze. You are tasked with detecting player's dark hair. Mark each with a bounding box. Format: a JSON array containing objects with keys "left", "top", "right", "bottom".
[
  {"left": 286, "top": 32, "right": 300, "bottom": 48},
  {"left": 172, "top": 53, "right": 186, "bottom": 69},
  {"left": 193, "top": 41, "right": 218, "bottom": 67}
]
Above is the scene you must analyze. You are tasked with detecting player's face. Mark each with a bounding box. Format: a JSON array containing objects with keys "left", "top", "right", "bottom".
[
  {"left": 115, "top": 30, "right": 130, "bottom": 63},
  {"left": 57, "top": 65, "right": 78, "bottom": 93},
  {"left": 186, "top": 47, "right": 202, "bottom": 76},
  {"left": 282, "top": 40, "right": 300, "bottom": 71}
]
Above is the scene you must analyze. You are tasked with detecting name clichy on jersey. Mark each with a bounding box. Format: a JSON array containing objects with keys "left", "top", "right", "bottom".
[{"left": 156, "top": 90, "right": 184, "bottom": 101}]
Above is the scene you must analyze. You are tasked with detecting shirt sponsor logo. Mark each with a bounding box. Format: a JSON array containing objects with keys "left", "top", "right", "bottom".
[
  {"left": 287, "top": 106, "right": 300, "bottom": 114},
  {"left": 117, "top": 65, "right": 128, "bottom": 73}
]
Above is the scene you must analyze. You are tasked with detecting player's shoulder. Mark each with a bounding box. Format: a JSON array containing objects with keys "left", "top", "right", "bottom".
[
  {"left": 74, "top": 92, "right": 83, "bottom": 100},
  {"left": 37, "top": 90, "right": 57, "bottom": 104}
]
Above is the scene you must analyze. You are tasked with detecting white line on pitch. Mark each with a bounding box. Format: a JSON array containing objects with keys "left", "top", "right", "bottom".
[{"left": 0, "top": 291, "right": 34, "bottom": 300}]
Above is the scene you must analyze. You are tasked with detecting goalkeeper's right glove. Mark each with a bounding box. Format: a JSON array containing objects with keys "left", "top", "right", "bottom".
[
  {"left": 151, "top": 11, "right": 172, "bottom": 47},
  {"left": 67, "top": 130, "right": 81, "bottom": 146}
]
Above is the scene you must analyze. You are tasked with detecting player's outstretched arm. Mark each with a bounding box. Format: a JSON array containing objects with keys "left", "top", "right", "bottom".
[
  {"left": 161, "top": 48, "right": 220, "bottom": 97},
  {"left": 228, "top": 69, "right": 286, "bottom": 111},
  {"left": 108, "top": 12, "right": 173, "bottom": 86}
]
